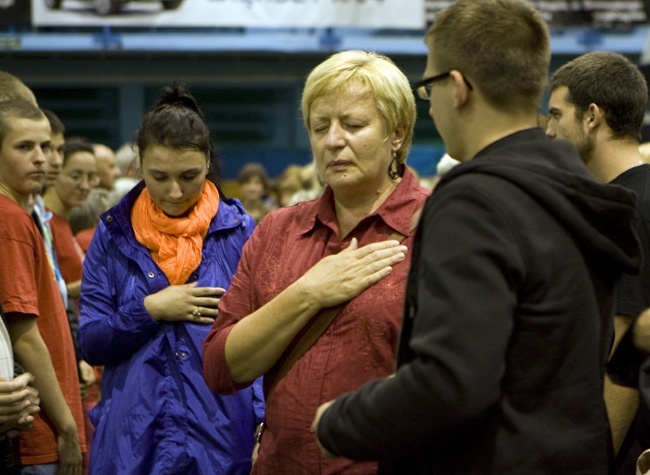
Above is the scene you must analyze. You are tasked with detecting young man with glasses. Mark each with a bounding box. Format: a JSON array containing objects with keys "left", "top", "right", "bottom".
[{"left": 312, "top": 1, "right": 642, "bottom": 473}]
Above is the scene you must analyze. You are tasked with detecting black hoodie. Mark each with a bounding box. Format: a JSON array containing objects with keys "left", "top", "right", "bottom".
[{"left": 317, "top": 128, "right": 641, "bottom": 475}]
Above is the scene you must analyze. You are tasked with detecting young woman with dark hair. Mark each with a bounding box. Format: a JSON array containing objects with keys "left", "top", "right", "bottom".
[{"left": 78, "top": 84, "right": 263, "bottom": 475}]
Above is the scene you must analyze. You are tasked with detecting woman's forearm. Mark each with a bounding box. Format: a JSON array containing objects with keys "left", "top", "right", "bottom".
[{"left": 225, "top": 279, "right": 321, "bottom": 383}]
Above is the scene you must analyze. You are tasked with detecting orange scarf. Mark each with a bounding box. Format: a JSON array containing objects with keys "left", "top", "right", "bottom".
[{"left": 132, "top": 180, "right": 220, "bottom": 285}]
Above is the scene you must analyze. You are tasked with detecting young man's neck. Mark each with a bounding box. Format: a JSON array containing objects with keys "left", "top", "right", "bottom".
[
  {"left": 43, "top": 187, "right": 68, "bottom": 218},
  {"left": 587, "top": 139, "right": 644, "bottom": 183},
  {"left": 0, "top": 185, "right": 31, "bottom": 212},
  {"left": 456, "top": 108, "right": 539, "bottom": 162}
]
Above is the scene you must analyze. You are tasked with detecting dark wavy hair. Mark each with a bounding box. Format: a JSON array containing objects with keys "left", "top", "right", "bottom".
[
  {"left": 41, "top": 108, "right": 66, "bottom": 135},
  {"left": 135, "top": 84, "right": 222, "bottom": 190},
  {"left": 63, "top": 138, "right": 95, "bottom": 166}
]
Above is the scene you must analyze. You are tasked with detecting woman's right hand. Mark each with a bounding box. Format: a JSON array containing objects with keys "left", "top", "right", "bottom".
[
  {"left": 221, "top": 238, "right": 407, "bottom": 384},
  {"left": 297, "top": 238, "right": 407, "bottom": 310},
  {"left": 144, "top": 283, "right": 225, "bottom": 325}
]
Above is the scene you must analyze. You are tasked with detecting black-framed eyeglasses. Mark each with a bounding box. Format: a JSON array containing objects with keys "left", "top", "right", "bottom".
[{"left": 413, "top": 71, "right": 474, "bottom": 100}]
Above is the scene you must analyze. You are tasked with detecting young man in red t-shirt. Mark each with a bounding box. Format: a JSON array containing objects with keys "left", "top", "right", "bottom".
[{"left": 0, "top": 99, "right": 85, "bottom": 474}]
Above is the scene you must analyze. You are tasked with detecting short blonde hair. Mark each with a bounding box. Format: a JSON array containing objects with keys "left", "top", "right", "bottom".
[
  {"left": 301, "top": 50, "right": 416, "bottom": 164},
  {"left": 0, "top": 99, "right": 45, "bottom": 148},
  {"left": 0, "top": 71, "right": 37, "bottom": 105}
]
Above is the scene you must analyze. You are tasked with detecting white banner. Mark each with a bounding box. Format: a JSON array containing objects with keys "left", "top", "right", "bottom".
[{"left": 32, "top": 0, "right": 425, "bottom": 29}]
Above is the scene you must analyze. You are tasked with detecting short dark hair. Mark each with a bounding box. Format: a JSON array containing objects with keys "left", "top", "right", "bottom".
[
  {"left": 63, "top": 138, "right": 95, "bottom": 166},
  {"left": 425, "top": 0, "right": 550, "bottom": 114},
  {"left": 41, "top": 108, "right": 66, "bottom": 135},
  {"left": 238, "top": 162, "right": 271, "bottom": 192},
  {"left": 549, "top": 51, "right": 648, "bottom": 141}
]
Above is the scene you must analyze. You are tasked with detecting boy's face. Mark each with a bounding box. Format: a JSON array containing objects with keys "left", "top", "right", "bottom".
[
  {"left": 45, "top": 132, "right": 65, "bottom": 187},
  {"left": 0, "top": 117, "right": 51, "bottom": 207}
]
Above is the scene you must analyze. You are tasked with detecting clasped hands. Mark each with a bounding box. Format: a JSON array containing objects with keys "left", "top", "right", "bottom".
[{"left": 0, "top": 372, "right": 40, "bottom": 440}]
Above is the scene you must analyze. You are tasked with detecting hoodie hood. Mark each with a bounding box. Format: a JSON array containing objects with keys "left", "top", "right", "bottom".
[{"left": 439, "top": 128, "right": 642, "bottom": 276}]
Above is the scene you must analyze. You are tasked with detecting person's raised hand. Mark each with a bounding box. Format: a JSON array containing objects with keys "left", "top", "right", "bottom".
[
  {"left": 297, "top": 238, "right": 407, "bottom": 309},
  {"left": 144, "top": 282, "right": 226, "bottom": 325}
]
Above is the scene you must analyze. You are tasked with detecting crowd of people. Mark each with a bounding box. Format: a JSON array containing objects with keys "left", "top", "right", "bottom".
[
  {"left": 234, "top": 160, "right": 326, "bottom": 224},
  {"left": 1, "top": 0, "right": 650, "bottom": 473}
]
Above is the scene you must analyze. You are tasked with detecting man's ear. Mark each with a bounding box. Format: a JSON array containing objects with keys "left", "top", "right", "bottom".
[
  {"left": 586, "top": 103, "right": 604, "bottom": 130},
  {"left": 450, "top": 70, "right": 471, "bottom": 108}
]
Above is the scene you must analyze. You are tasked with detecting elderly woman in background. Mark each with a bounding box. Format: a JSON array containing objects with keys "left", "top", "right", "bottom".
[
  {"left": 78, "top": 84, "right": 263, "bottom": 475},
  {"left": 203, "top": 50, "right": 430, "bottom": 474}
]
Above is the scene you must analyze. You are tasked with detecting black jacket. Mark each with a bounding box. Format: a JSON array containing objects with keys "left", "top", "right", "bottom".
[{"left": 317, "top": 128, "right": 641, "bottom": 474}]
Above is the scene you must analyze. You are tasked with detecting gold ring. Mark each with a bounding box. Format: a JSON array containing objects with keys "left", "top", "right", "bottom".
[{"left": 192, "top": 307, "right": 201, "bottom": 317}]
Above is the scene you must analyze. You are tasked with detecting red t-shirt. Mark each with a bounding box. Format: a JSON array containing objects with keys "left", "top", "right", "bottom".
[
  {"left": 0, "top": 196, "right": 86, "bottom": 464},
  {"left": 75, "top": 227, "right": 96, "bottom": 254},
  {"left": 203, "top": 169, "right": 429, "bottom": 475},
  {"left": 48, "top": 212, "right": 85, "bottom": 284}
]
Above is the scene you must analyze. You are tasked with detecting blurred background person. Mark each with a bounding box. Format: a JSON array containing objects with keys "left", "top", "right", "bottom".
[
  {"left": 203, "top": 50, "right": 430, "bottom": 474},
  {"left": 43, "top": 139, "right": 97, "bottom": 303},
  {"left": 236, "top": 162, "right": 276, "bottom": 223},
  {"left": 274, "top": 164, "right": 303, "bottom": 208},
  {"left": 92, "top": 143, "right": 120, "bottom": 192},
  {"left": 78, "top": 84, "right": 263, "bottom": 475},
  {"left": 109, "top": 141, "right": 140, "bottom": 207},
  {"left": 69, "top": 188, "right": 110, "bottom": 253},
  {"left": 286, "top": 161, "right": 324, "bottom": 205}
]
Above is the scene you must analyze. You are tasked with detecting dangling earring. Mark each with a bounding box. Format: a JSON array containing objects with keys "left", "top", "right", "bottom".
[{"left": 388, "top": 151, "right": 403, "bottom": 180}]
